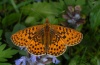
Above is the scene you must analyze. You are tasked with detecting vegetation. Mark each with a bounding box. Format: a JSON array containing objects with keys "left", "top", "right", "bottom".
[{"left": 0, "top": 0, "right": 100, "bottom": 65}]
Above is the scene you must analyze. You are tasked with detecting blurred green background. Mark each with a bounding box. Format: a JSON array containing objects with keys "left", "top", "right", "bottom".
[{"left": 0, "top": 0, "right": 100, "bottom": 65}]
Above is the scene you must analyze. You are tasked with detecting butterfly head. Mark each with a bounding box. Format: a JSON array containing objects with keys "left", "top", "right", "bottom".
[
  {"left": 44, "top": 19, "right": 50, "bottom": 30},
  {"left": 45, "top": 18, "right": 50, "bottom": 24}
]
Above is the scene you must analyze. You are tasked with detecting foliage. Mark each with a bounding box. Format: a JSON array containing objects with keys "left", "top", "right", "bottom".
[
  {"left": 0, "top": 30, "right": 18, "bottom": 65},
  {"left": 0, "top": 44, "right": 18, "bottom": 65},
  {"left": 0, "top": 0, "right": 100, "bottom": 65}
]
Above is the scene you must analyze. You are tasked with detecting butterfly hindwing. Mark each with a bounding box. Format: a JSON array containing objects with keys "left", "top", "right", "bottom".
[
  {"left": 48, "top": 39, "right": 67, "bottom": 56},
  {"left": 47, "top": 29, "right": 67, "bottom": 57},
  {"left": 27, "top": 39, "right": 46, "bottom": 56}
]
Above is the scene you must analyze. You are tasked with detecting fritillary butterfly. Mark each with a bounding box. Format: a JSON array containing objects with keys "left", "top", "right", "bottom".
[{"left": 11, "top": 19, "right": 83, "bottom": 57}]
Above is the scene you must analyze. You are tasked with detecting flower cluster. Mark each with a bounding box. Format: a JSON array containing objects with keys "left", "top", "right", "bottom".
[
  {"left": 15, "top": 54, "right": 60, "bottom": 65},
  {"left": 62, "top": 5, "right": 85, "bottom": 28}
]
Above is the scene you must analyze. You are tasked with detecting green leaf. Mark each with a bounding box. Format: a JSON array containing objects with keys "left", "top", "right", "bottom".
[
  {"left": 69, "top": 55, "right": 80, "bottom": 65},
  {"left": 90, "top": 2, "right": 100, "bottom": 30},
  {"left": 75, "top": 0, "right": 85, "bottom": 5},
  {"left": 97, "top": 58, "right": 100, "bottom": 65},
  {"left": 2, "top": 13, "right": 21, "bottom": 27},
  {"left": 91, "top": 56, "right": 100, "bottom": 65},
  {"left": 0, "top": 38, "right": 1, "bottom": 40},
  {"left": 63, "top": 53, "right": 70, "bottom": 60},
  {"left": 25, "top": 16, "right": 39, "bottom": 26},
  {"left": 0, "top": 42, "right": 1, "bottom": 45},
  {"left": 81, "top": 34, "right": 94, "bottom": 47},
  {"left": 0, "top": 30, "right": 3, "bottom": 37},
  {"left": 0, "top": 58, "right": 7, "bottom": 62},
  {"left": 0, "top": 63, "right": 11, "bottom": 65},
  {"left": 64, "top": 0, "right": 75, "bottom": 5},
  {"left": 79, "top": 63, "right": 90, "bottom": 65},
  {"left": 0, "top": 30, "right": 3, "bottom": 40},
  {"left": 19, "top": 50, "right": 27, "bottom": 56},
  {"left": 0, "top": 44, "right": 6, "bottom": 52},
  {"left": 46, "top": 16, "right": 58, "bottom": 24},
  {"left": 10, "top": 0, "right": 19, "bottom": 13},
  {"left": 12, "top": 23, "right": 26, "bottom": 34},
  {"left": 0, "top": 44, "right": 18, "bottom": 62},
  {"left": 21, "top": 2, "right": 60, "bottom": 17},
  {"left": 50, "top": 1, "right": 64, "bottom": 13},
  {"left": 5, "top": 32, "right": 15, "bottom": 47}
]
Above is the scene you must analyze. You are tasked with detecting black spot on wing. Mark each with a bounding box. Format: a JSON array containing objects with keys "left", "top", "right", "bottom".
[
  {"left": 59, "top": 27, "right": 61, "bottom": 30},
  {"left": 62, "top": 35, "right": 66, "bottom": 39},
  {"left": 32, "top": 27, "right": 34, "bottom": 30}
]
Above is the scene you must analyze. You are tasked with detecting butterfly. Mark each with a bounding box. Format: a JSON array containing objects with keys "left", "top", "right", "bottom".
[{"left": 11, "top": 19, "right": 83, "bottom": 57}]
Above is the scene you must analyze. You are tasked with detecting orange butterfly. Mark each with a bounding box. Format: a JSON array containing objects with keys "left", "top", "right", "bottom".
[{"left": 11, "top": 19, "right": 83, "bottom": 57}]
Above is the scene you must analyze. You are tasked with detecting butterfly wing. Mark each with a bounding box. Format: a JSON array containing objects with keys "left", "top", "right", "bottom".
[
  {"left": 47, "top": 29, "right": 67, "bottom": 57},
  {"left": 27, "top": 31, "right": 46, "bottom": 56},
  {"left": 11, "top": 25, "right": 42, "bottom": 47},
  {"left": 11, "top": 25, "right": 46, "bottom": 56},
  {"left": 51, "top": 25, "right": 83, "bottom": 46}
]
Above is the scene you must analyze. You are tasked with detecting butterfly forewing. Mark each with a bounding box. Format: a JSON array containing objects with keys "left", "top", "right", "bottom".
[{"left": 51, "top": 25, "right": 83, "bottom": 46}]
